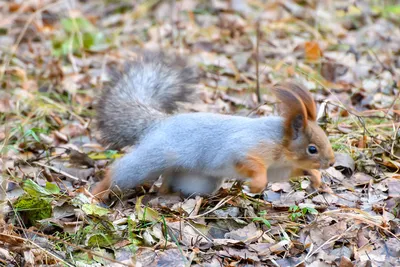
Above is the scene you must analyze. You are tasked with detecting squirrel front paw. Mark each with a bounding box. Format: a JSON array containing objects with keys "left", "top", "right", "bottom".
[
  {"left": 305, "top": 169, "right": 322, "bottom": 189},
  {"left": 249, "top": 172, "right": 268, "bottom": 193},
  {"left": 249, "top": 181, "right": 266, "bottom": 194},
  {"left": 249, "top": 184, "right": 265, "bottom": 194}
]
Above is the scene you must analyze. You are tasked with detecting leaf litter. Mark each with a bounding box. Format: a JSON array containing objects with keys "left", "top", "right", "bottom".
[{"left": 0, "top": 0, "right": 400, "bottom": 266}]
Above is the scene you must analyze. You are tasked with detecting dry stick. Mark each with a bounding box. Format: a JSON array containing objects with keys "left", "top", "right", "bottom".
[
  {"left": 185, "top": 221, "right": 213, "bottom": 243},
  {"left": 186, "top": 196, "right": 233, "bottom": 219},
  {"left": 369, "top": 122, "right": 400, "bottom": 128},
  {"left": 386, "top": 88, "right": 400, "bottom": 117},
  {"left": 255, "top": 20, "right": 262, "bottom": 103},
  {"left": 32, "top": 162, "right": 86, "bottom": 183},
  {"left": 1, "top": 225, "right": 133, "bottom": 266},
  {"left": 390, "top": 124, "right": 400, "bottom": 158}
]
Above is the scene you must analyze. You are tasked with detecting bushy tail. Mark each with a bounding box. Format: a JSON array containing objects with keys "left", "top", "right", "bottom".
[{"left": 96, "top": 52, "right": 198, "bottom": 149}]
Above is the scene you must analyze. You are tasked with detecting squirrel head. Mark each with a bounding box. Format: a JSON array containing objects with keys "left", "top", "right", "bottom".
[{"left": 273, "top": 82, "right": 335, "bottom": 170}]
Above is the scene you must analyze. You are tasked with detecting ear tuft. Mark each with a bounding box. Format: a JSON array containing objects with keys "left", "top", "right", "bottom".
[
  {"left": 277, "top": 82, "right": 317, "bottom": 121},
  {"left": 272, "top": 85, "right": 308, "bottom": 144}
]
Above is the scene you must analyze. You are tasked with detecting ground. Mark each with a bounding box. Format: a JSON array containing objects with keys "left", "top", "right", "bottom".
[{"left": 0, "top": 0, "right": 399, "bottom": 266}]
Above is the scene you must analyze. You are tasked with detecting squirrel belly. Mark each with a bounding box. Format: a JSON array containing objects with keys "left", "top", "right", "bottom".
[{"left": 161, "top": 170, "right": 224, "bottom": 196}]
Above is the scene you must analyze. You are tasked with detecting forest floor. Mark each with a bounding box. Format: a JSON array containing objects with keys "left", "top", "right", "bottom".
[{"left": 0, "top": 1, "right": 399, "bottom": 266}]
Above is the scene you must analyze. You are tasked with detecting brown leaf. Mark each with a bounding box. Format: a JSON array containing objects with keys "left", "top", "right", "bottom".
[
  {"left": 312, "top": 194, "right": 338, "bottom": 205},
  {"left": 273, "top": 191, "right": 306, "bottom": 207},
  {"left": 224, "top": 223, "right": 263, "bottom": 243},
  {"left": 269, "top": 240, "right": 291, "bottom": 254},
  {"left": 218, "top": 246, "right": 260, "bottom": 262},
  {"left": 59, "top": 123, "right": 87, "bottom": 139},
  {"left": 352, "top": 173, "right": 373, "bottom": 186},
  {"left": 339, "top": 256, "right": 354, "bottom": 267},
  {"left": 67, "top": 149, "right": 95, "bottom": 167},
  {"left": 133, "top": 248, "right": 187, "bottom": 267},
  {"left": 270, "top": 182, "right": 292, "bottom": 193},
  {"left": 334, "top": 153, "right": 355, "bottom": 176},
  {"left": 305, "top": 41, "right": 322, "bottom": 63},
  {"left": 167, "top": 221, "right": 209, "bottom": 247}
]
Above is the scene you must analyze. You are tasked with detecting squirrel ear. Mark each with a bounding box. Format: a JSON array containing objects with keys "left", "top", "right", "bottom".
[
  {"left": 272, "top": 86, "right": 308, "bottom": 142},
  {"left": 291, "top": 114, "right": 304, "bottom": 140},
  {"left": 277, "top": 82, "right": 317, "bottom": 121}
]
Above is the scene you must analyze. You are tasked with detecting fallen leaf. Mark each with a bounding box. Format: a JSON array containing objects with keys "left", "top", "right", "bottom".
[
  {"left": 305, "top": 41, "right": 322, "bottom": 63},
  {"left": 224, "top": 223, "right": 263, "bottom": 243},
  {"left": 334, "top": 153, "right": 356, "bottom": 176}
]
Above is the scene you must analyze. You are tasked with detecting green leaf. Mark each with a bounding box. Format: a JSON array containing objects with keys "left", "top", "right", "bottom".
[
  {"left": 252, "top": 217, "right": 271, "bottom": 228},
  {"left": 82, "top": 204, "right": 110, "bottom": 217},
  {"left": 30, "top": 130, "right": 40, "bottom": 142},
  {"left": 24, "top": 129, "right": 39, "bottom": 142},
  {"left": 61, "top": 17, "right": 94, "bottom": 33},
  {"left": 22, "top": 128, "right": 46, "bottom": 142},
  {"left": 136, "top": 196, "right": 159, "bottom": 222},
  {"left": 258, "top": 210, "right": 267, "bottom": 216},
  {"left": 289, "top": 212, "right": 302, "bottom": 221},
  {"left": 23, "top": 179, "right": 58, "bottom": 197},
  {"left": 303, "top": 207, "right": 318, "bottom": 215},
  {"left": 45, "top": 182, "right": 61, "bottom": 194},
  {"left": 104, "top": 150, "right": 118, "bottom": 159},
  {"left": 289, "top": 205, "right": 299, "bottom": 212},
  {"left": 86, "top": 233, "right": 114, "bottom": 247}
]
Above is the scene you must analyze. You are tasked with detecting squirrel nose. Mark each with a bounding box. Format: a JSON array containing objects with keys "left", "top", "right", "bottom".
[{"left": 329, "top": 161, "right": 335, "bottom": 167}]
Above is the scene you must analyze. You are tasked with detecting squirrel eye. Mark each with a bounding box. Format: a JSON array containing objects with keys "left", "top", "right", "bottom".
[{"left": 307, "top": 145, "right": 318, "bottom": 155}]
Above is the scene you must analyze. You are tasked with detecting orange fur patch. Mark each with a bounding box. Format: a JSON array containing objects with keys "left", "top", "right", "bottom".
[
  {"left": 92, "top": 169, "right": 112, "bottom": 200},
  {"left": 235, "top": 154, "right": 267, "bottom": 193}
]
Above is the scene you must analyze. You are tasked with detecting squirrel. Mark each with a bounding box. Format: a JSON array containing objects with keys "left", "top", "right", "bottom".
[{"left": 92, "top": 52, "right": 335, "bottom": 200}]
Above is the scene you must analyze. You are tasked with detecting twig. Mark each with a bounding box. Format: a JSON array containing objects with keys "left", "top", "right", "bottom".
[
  {"left": 186, "top": 196, "right": 233, "bottom": 219},
  {"left": 255, "top": 20, "right": 262, "bottom": 103},
  {"left": 32, "top": 162, "right": 86, "bottom": 183},
  {"left": 385, "top": 87, "right": 400, "bottom": 117}
]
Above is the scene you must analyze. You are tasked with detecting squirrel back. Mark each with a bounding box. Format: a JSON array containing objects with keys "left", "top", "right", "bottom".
[{"left": 96, "top": 52, "right": 198, "bottom": 149}]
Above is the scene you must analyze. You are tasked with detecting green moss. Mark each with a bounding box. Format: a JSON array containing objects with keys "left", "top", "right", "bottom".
[{"left": 14, "top": 195, "right": 52, "bottom": 226}]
